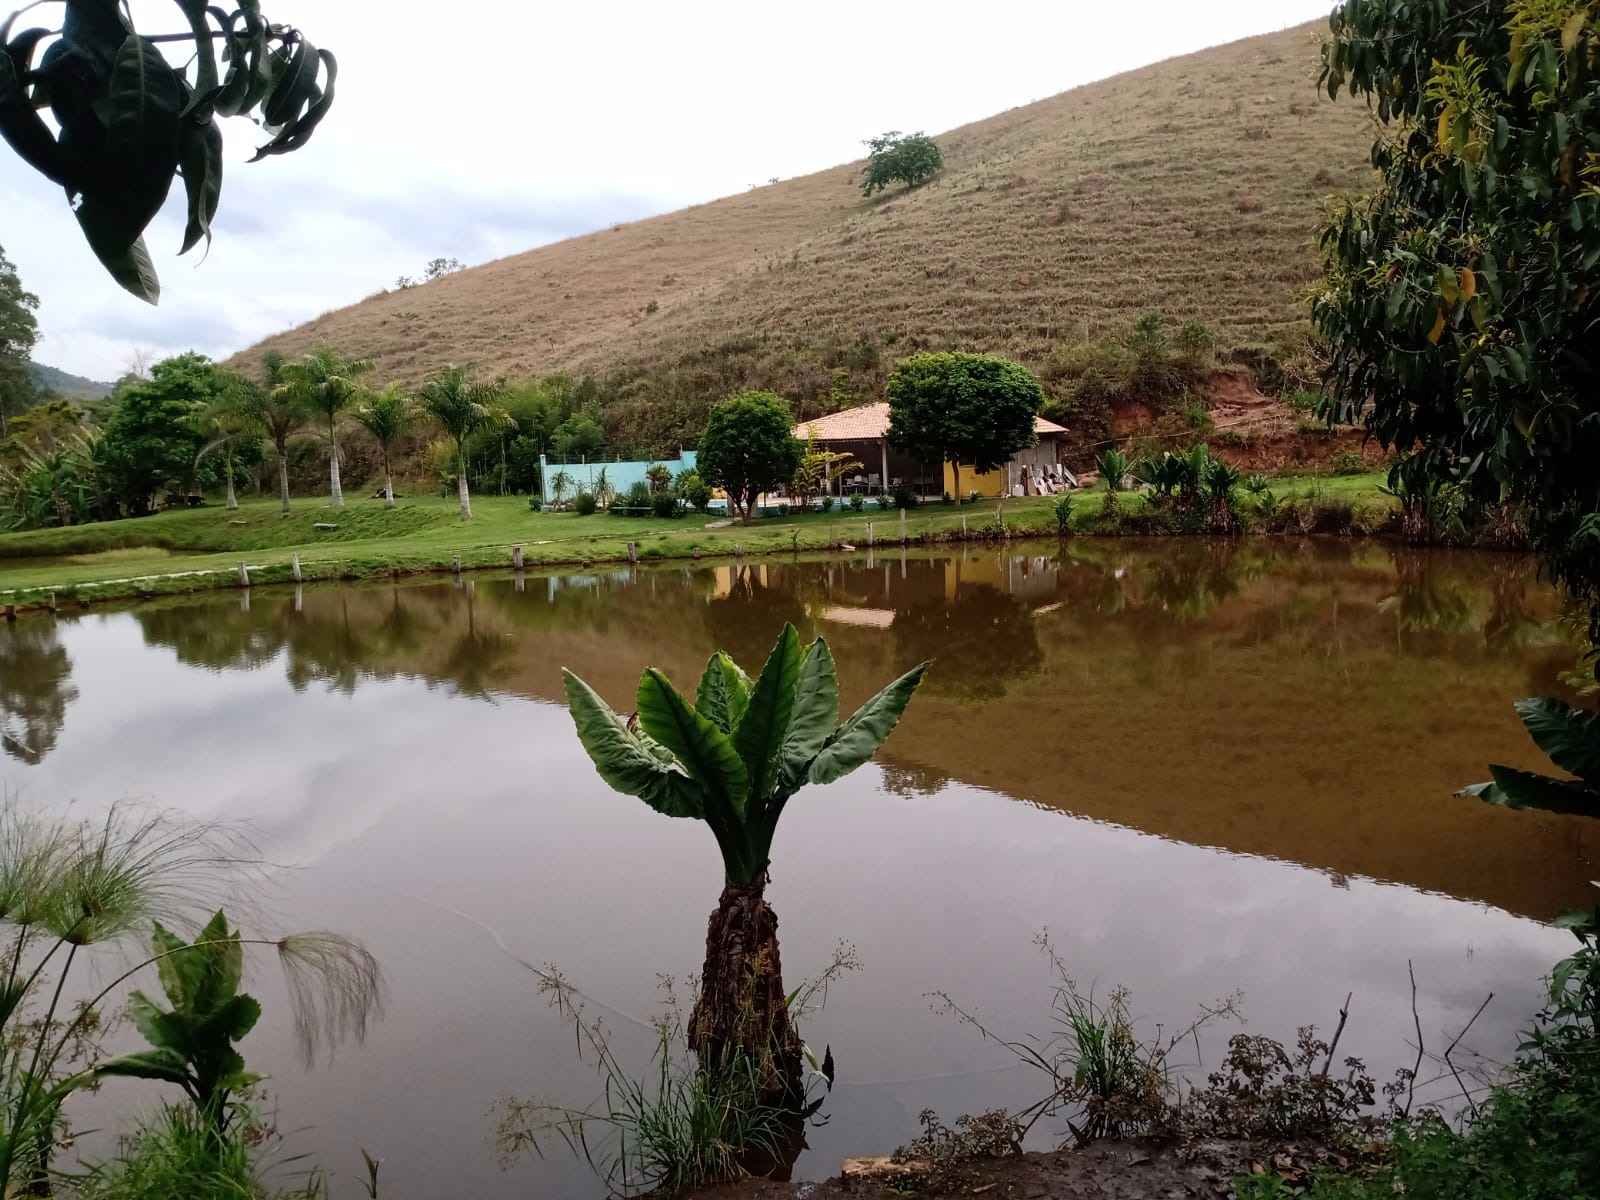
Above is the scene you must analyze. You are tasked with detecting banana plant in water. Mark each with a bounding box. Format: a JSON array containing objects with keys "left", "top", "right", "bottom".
[
  {"left": 562, "top": 625, "right": 928, "bottom": 1102},
  {"left": 1461, "top": 698, "right": 1600, "bottom": 817}
]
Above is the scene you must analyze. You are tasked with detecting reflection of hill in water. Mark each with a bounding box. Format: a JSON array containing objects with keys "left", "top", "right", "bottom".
[{"left": 112, "top": 540, "right": 1598, "bottom": 921}]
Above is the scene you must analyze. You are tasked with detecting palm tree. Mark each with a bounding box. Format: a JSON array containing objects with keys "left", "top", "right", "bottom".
[
  {"left": 274, "top": 347, "right": 375, "bottom": 509},
  {"left": 192, "top": 396, "right": 252, "bottom": 511},
  {"left": 352, "top": 383, "right": 418, "bottom": 506},
  {"left": 549, "top": 469, "right": 573, "bottom": 509},
  {"left": 229, "top": 354, "right": 301, "bottom": 515},
  {"left": 563, "top": 626, "right": 928, "bottom": 1103},
  {"left": 417, "top": 365, "right": 509, "bottom": 519}
]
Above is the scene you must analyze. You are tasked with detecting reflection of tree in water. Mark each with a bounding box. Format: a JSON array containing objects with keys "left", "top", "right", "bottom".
[
  {"left": 1139, "top": 541, "right": 1266, "bottom": 620},
  {"left": 877, "top": 757, "right": 954, "bottom": 798},
  {"left": 702, "top": 566, "right": 811, "bottom": 665},
  {"left": 0, "top": 622, "right": 79, "bottom": 766},
  {"left": 135, "top": 604, "right": 287, "bottom": 672},
  {"left": 1483, "top": 557, "right": 1545, "bottom": 653},
  {"left": 892, "top": 584, "right": 1042, "bottom": 700},
  {"left": 1384, "top": 549, "right": 1474, "bottom": 634}
]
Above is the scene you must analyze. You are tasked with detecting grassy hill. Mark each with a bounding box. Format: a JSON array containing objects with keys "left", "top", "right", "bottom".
[
  {"left": 239, "top": 21, "right": 1375, "bottom": 449},
  {"left": 27, "top": 362, "right": 112, "bottom": 401}
]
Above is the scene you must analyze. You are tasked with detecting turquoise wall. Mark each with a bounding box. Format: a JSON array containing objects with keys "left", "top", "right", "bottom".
[{"left": 539, "top": 452, "right": 698, "bottom": 504}]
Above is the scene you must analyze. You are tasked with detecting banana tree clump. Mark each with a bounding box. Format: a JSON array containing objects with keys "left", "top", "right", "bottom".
[{"left": 563, "top": 624, "right": 928, "bottom": 1102}]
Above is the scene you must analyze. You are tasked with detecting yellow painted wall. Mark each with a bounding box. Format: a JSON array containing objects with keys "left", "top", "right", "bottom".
[{"left": 942, "top": 461, "right": 1008, "bottom": 498}]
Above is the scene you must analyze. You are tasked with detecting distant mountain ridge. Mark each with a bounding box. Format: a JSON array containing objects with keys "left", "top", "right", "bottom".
[
  {"left": 28, "top": 362, "right": 112, "bottom": 401},
  {"left": 238, "top": 20, "right": 1373, "bottom": 449}
]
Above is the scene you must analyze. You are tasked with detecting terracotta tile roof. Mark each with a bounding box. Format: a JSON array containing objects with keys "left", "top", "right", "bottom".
[{"left": 794, "top": 402, "right": 1066, "bottom": 441}]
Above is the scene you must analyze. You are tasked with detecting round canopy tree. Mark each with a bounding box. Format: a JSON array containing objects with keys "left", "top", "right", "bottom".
[
  {"left": 885, "top": 352, "right": 1043, "bottom": 499},
  {"left": 860, "top": 131, "right": 943, "bottom": 196},
  {"left": 697, "top": 391, "right": 803, "bottom": 524},
  {"left": 1317, "top": 0, "right": 1600, "bottom": 639},
  {"left": 0, "top": 242, "right": 39, "bottom": 436}
]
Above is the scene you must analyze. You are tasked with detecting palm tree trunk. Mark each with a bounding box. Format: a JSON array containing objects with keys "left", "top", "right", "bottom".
[
  {"left": 457, "top": 443, "right": 472, "bottom": 518},
  {"left": 277, "top": 449, "right": 291, "bottom": 515},
  {"left": 224, "top": 453, "right": 238, "bottom": 510},
  {"left": 328, "top": 416, "right": 345, "bottom": 508},
  {"left": 689, "top": 872, "right": 804, "bottom": 1108}
]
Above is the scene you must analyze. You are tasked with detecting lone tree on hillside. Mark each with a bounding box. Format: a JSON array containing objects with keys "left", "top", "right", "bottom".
[
  {"left": 697, "top": 392, "right": 803, "bottom": 524},
  {"left": 1318, "top": 0, "right": 1600, "bottom": 645},
  {"left": 419, "top": 364, "right": 509, "bottom": 520},
  {"left": 860, "top": 131, "right": 943, "bottom": 196},
  {"left": 886, "top": 352, "right": 1043, "bottom": 499},
  {"left": 0, "top": 243, "right": 39, "bottom": 437}
]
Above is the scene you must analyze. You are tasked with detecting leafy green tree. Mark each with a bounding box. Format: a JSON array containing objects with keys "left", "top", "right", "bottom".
[
  {"left": 229, "top": 352, "right": 299, "bottom": 514},
  {"left": 676, "top": 469, "right": 713, "bottom": 513},
  {"left": 418, "top": 364, "right": 508, "bottom": 519},
  {"left": 562, "top": 625, "right": 928, "bottom": 1100},
  {"left": 0, "top": 2, "right": 338, "bottom": 303},
  {"left": 552, "top": 412, "right": 606, "bottom": 462},
  {"left": 274, "top": 347, "right": 373, "bottom": 509},
  {"left": 789, "top": 428, "right": 861, "bottom": 511},
  {"left": 99, "top": 353, "right": 217, "bottom": 514},
  {"left": 860, "top": 131, "right": 943, "bottom": 196},
  {"left": 190, "top": 394, "right": 254, "bottom": 511},
  {"left": 886, "top": 352, "right": 1043, "bottom": 500},
  {"left": 1317, "top": 0, "right": 1600, "bottom": 641},
  {"left": 0, "top": 243, "right": 38, "bottom": 437},
  {"left": 697, "top": 392, "right": 803, "bottom": 524},
  {"left": 353, "top": 382, "right": 418, "bottom": 506}
]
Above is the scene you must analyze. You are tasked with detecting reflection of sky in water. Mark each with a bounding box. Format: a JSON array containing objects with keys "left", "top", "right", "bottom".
[{"left": 0, "top": 558, "right": 1583, "bottom": 1200}]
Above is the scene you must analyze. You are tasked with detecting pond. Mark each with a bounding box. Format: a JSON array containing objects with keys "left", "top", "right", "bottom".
[{"left": 1, "top": 539, "right": 1596, "bottom": 1198}]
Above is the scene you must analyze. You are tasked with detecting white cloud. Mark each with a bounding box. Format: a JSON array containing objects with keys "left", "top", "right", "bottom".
[{"left": 1, "top": 0, "right": 1337, "bottom": 379}]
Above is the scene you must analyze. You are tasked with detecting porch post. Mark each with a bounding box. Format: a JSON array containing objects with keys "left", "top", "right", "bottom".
[{"left": 880, "top": 440, "right": 889, "bottom": 492}]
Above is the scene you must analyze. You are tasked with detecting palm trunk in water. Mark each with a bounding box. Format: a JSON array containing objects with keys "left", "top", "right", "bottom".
[
  {"left": 328, "top": 416, "right": 344, "bottom": 508},
  {"left": 457, "top": 445, "right": 472, "bottom": 518},
  {"left": 689, "top": 870, "right": 804, "bottom": 1108},
  {"left": 277, "top": 451, "right": 291, "bottom": 514},
  {"left": 224, "top": 453, "right": 237, "bottom": 510}
]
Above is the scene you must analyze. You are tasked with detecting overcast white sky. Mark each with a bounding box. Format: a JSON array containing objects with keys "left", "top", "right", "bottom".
[{"left": 2, "top": 1, "right": 1336, "bottom": 381}]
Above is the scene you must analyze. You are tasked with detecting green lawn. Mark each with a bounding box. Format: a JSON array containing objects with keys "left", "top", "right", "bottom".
[{"left": 0, "top": 475, "right": 1393, "bottom": 608}]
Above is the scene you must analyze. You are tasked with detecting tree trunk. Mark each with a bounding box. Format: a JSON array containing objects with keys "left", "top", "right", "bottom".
[
  {"left": 952, "top": 461, "right": 961, "bottom": 503},
  {"left": 457, "top": 445, "right": 473, "bottom": 518},
  {"left": 689, "top": 872, "right": 804, "bottom": 1108},
  {"left": 277, "top": 451, "right": 291, "bottom": 514},
  {"left": 328, "top": 418, "right": 344, "bottom": 508},
  {"left": 224, "top": 453, "right": 237, "bottom": 510},
  {"left": 384, "top": 470, "right": 395, "bottom": 505}
]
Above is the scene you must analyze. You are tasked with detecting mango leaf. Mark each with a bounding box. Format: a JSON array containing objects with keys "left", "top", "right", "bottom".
[
  {"left": 560, "top": 669, "right": 703, "bottom": 819},
  {"left": 250, "top": 50, "right": 336, "bottom": 161},
  {"left": 104, "top": 34, "right": 182, "bottom": 230},
  {"left": 173, "top": 0, "right": 218, "bottom": 111},
  {"left": 734, "top": 623, "right": 803, "bottom": 802},
  {"left": 1461, "top": 765, "right": 1599, "bottom": 817},
  {"left": 262, "top": 35, "right": 317, "bottom": 127},
  {"left": 777, "top": 638, "right": 839, "bottom": 794},
  {"left": 178, "top": 112, "right": 223, "bottom": 254},
  {"left": 637, "top": 668, "right": 749, "bottom": 818},
  {"left": 696, "top": 651, "right": 750, "bottom": 734},
  {"left": 809, "top": 662, "right": 930, "bottom": 786},
  {"left": 1514, "top": 697, "right": 1600, "bottom": 781}
]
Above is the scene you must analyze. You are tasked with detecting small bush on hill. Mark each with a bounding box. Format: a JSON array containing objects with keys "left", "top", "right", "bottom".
[
  {"left": 572, "top": 491, "right": 598, "bottom": 515},
  {"left": 861, "top": 132, "right": 944, "bottom": 196}
]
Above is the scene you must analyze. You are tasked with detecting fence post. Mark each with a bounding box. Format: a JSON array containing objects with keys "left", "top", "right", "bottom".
[
  {"left": 512, "top": 544, "right": 524, "bottom": 569},
  {"left": 291, "top": 552, "right": 302, "bottom": 583},
  {"left": 47, "top": 592, "right": 57, "bottom": 613},
  {"left": 238, "top": 561, "right": 250, "bottom": 587},
  {"left": 627, "top": 542, "right": 638, "bottom": 564},
  {"left": 4, "top": 604, "right": 14, "bottom": 621},
  {"left": 962, "top": 514, "right": 968, "bottom": 539},
  {"left": 451, "top": 554, "right": 462, "bottom": 574},
  {"left": 866, "top": 521, "right": 874, "bottom": 547},
  {"left": 899, "top": 508, "right": 907, "bottom": 543}
]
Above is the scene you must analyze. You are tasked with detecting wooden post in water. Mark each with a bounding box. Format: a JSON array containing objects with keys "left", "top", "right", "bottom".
[
  {"left": 47, "top": 592, "right": 57, "bottom": 613},
  {"left": 512, "top": 544, "right": 524, "bottom": 570},
  {"left": 294, "top": 584, "right": 304, "bottom": 613},
  {"left": 291, "top": 552, "right": 302, "bottom": 583},
  {"left": 452, "top": 554, "right": 462, "bottom": 574},
  {"left": 4, "top": 604, "right": 14, "bottom": 621},
  {"left": 238, "top": 561, "right": 250, "bottom": 587},
  {"left": 627, "top": 542, "right": 638, "bottom": 564},
  {"left": 514, "top": 571, "right": 526, "bottom": 593}
]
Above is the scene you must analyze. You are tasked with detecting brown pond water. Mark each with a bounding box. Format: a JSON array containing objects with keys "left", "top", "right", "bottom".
[{"left": 1, "top": 539, "right": 1596, "bottom": 1198}]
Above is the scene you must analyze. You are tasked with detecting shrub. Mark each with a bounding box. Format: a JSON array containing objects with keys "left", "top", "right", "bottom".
[
  {"left": 527, "top": 494, "right": 543, "bottom": 512},
  {"left": 876, "top": 493, "right": 894, "bottom": 511},
  {"left": 1329, "top": 447, "right": 1365, "bottom": 476},
  {"left": 776, "top": 504, "right": 790, "bottom": 517},
  {"left": 1053, "top": 493, "right": 1075, "bottom": 534},
  {"left": 892, "top": 483, "right": 919, "bottom": 509},
  {"left": 849, "top": 494, "right": 865, "bottom": 512},
  {"left": 675, "top": 470, "right": 713, "bottom": 513},
  {"left": 625, "top": 480, "right": 653, "bottom": 510},
  {"left": 860, "top": 131, "right": 943, "bottom": 195},
  {"left": 651, "top": 492, "right": 679, "bottom": 518},
  {"left": 820, "top": 496, "right": 836, "bottom": 513},
  {"left": 573, "top": 491, "right": 598, "bottom": 516}
]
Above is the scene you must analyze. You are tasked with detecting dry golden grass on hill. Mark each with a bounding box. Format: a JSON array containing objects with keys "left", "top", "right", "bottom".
[{"left": 239, "top": 21, "right": 1378, "bottom": 449}]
